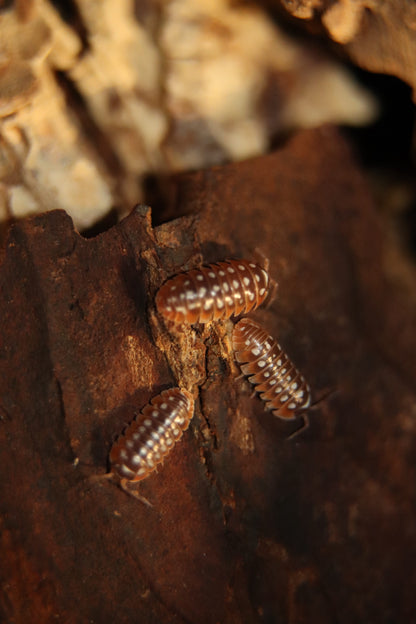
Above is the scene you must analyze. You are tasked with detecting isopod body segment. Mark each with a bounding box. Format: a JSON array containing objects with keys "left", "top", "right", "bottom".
[
  {"left": 110, "top": 387, "right": 194, "bottom": 483},
  {"left": 232, "top": 318, "right": 311, "bottom": 420},
  {"left": 155, "top": 259, "right": 270, "bottom": 324}
]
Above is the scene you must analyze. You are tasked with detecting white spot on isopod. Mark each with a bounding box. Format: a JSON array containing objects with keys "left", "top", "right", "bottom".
[{"left": 120, "top": 465, "right": 134, "bottom": 477}]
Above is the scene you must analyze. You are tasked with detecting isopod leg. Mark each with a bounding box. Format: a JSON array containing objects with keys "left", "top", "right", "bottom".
[
  {"left": 264, "top": 278, "right": 278, "bottom": 308},
  {"left": 286, "top": 413, "right": 310, "bottom": 441},
  {"left": 88, "top": 472, "right": 114, "bottom": 485},
  {"left": 119, "top": 479, "right": 154, "bottom": 508},
  {"left": 252, "top": 248, "right": 269, "bottom": 272}
]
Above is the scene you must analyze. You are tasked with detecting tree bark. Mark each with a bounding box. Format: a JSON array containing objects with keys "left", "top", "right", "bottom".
[{"left": 1, "top": 126, "right": 415, "bottom": 623}]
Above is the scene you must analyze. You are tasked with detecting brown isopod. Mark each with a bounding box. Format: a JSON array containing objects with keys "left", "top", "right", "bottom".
[
  {"left": 155, "top": 259, "right": 270, "bottom": 324},
  {"left": 108, "top": 387, "right": 194, "bottom": 502},
  {"left": 232, "top": 318, "right": 311, "bottom": 429}
]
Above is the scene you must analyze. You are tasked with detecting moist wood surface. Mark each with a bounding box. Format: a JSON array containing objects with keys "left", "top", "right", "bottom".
[{"left": 1, "top": 127, "right": 415, "bottom": 623}]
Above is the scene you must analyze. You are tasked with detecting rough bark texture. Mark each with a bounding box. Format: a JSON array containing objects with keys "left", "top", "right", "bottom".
[
  {"left": 278, "top": 0, "right": 416, "bottom": 98},
  {"left": 1, "top": 126, "right": 416, "bottom": 623},
  {"left": 0, "top": 0, "right": 376, "bottom": 229}
]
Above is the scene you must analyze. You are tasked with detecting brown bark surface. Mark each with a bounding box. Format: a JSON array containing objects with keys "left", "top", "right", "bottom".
[{"left": 1, "top": 126, "right": 416, "bottom": 623}]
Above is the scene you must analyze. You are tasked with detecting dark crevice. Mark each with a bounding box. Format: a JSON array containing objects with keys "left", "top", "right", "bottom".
[
  {"left": 54, "top": 69, "right": 124, "bottom": 183},
  {"left": 49, "top": 0, "right": 90, "bottom": 54},
  {"left": 81, "top": 207, "right": 119, "bottom": 238},
  {"left": 342, "top": 71, "right": 416, "bottom": 258},
  {"left": 0, "top": 0, "right": 14, "bottom": 13},
  {"left": 142, "top": 173, "right": 180, "bottom": 225},
  {"left": 343, "top": 72, "right": 414, "bottom": 169}
]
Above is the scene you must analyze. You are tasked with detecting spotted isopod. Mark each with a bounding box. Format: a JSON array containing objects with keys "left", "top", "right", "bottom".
[
  {"left": 232, "top": 318, "right": 311, "bottom": 421},
  {"left": 109, "top": 388, "right": 194, "bottom": 492},
  {"left": 155, "top": 259, "right": 270, "bottom": 324}
]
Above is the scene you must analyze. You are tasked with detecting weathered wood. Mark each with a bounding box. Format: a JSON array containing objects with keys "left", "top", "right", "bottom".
[{"left": 1, "top": 126, "right": 415, "bottom": 623}]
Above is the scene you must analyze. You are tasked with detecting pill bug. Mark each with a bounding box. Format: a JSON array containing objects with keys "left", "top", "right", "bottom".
[
  {"left": 232, "top": 318, "right": 311, "bottom": 421},
  {"left": 155, "top": 259, "right": 270, "bottom": 324},
  {"left": 110, "top": 387, "right": 194, "bottom": 489}
]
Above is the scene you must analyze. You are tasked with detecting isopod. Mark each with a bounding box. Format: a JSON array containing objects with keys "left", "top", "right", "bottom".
[
  {"left": 232, "top": 318, "right": 311, "bottom": 421},
  {"left": 155, "top": 259, "right": 270, "bottom": 324},
  {"left": 109, "top": 388, "right": 194, "bottom": 492}
]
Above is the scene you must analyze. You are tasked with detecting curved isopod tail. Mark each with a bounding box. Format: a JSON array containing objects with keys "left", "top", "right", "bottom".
[
  {"left": 118, "top": 479, "right": 153, "bottom": 507},
  {"left": 286, "top": 386, "right": 337, "bottom": 441},
  {"left": 87, "top": 471, "right": 153, "bottom": 507},
  {"left": 286, "top": 413, "right": 310, "bottom": 440}
]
